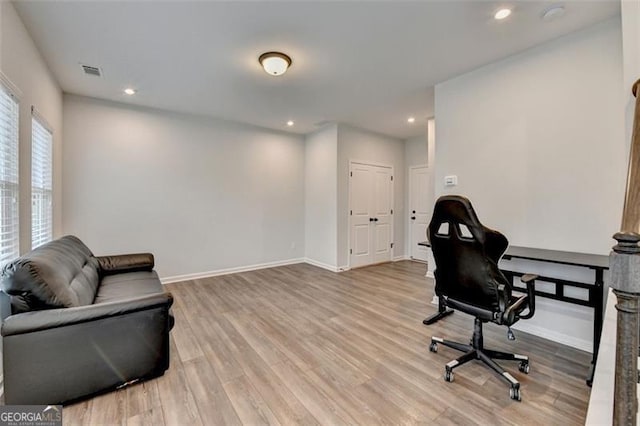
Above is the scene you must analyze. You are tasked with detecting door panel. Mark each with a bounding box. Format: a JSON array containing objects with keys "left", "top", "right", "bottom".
[
  {"left": 351, "top": 167, "right": 371, "bottom": 216},
  {"left": 353, "top": 225, "right": 371, "bottom": 255},
  {"left": 374, "top": 170, "right": 391, "bottom": 215},
  {"left": 374, "top": 223, "right": 391, "bottom": 253}
]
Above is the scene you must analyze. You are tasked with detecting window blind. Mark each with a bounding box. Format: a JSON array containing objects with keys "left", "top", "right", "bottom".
[
  {"left": 0, "top": 84, "right": 19, "bottom": 266},
  {"left": 31, "top": 110, "right": 52, "bottom": 249}
]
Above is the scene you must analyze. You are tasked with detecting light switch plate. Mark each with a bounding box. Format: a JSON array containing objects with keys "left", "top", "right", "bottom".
[{"left": 444, "top": 175, "right": 458, "bottom": 186}]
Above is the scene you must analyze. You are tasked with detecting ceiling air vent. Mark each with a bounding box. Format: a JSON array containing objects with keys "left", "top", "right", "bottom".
[{"left": 81, "top": 64, "right": 102, "bottom": 77}]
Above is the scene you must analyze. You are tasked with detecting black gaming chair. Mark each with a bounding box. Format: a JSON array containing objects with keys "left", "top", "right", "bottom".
[{"left": 427, "top": 195, "right": 537, "bottom": 401}]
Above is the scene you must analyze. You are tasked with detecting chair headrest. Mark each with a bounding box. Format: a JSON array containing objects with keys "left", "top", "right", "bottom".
[{"left": 429, "top": 195, "right": 486, "bottom": 244}]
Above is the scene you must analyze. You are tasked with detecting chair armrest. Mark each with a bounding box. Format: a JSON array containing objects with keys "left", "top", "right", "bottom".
[
  {"left": 519, "top": 274, "right": 537, "bottom": 319},
  {"left": 501, "top": 274, "right": 538, "bottom": 324},
  {"left": 1, "top": 292, "right": 172, "bottom": 336},
  {"left": 503, "top": 294, "right": 528, "bottom": 324},
  {"left": 97, "top": 253, "right": 154, "bottom": 275}
]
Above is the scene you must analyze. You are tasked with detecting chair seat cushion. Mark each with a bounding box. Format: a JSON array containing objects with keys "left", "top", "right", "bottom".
[
  {"left": 445, "top": 297, "right": 496, "bottom": 322},
  {"left": 93, "top": 271, "right": 163, "bottom": 304}
]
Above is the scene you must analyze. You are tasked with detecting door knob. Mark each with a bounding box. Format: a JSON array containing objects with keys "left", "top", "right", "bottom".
[
  {"left": 374, "top": 218, "right": 379, "bottom": 222},
  {"left": 369, "top": 218, "right": 374, "bottom": 222},
  {"left": 413, "top": 210, "right": 416, "bottom": 214},
  {"left": 411, "top": 216, "right": 416, "bottom": 220}
]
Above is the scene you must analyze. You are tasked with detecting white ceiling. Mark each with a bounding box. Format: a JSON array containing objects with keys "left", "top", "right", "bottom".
[{"left": 14, "top": 1, "right": 620, "bottom": 139}]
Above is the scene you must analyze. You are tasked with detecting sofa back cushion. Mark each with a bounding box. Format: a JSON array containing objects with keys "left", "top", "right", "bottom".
[{"left": 0, "top": 235, "right": 100, "bottom": 313}]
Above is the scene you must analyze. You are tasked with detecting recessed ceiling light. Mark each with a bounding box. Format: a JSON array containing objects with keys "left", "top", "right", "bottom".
[
  {"left": 124, "top": 88, "right": 136, "bottom": 95},
  {"left": 407, "top": 117, "right": 416, "bottom": 124},
  {"left": 259, "top": 52, "right": 292, "bottom": 76},
  {"left": 287, "top": 120, "right": 294, "bottom": 127},
  {"left": 494, "top": 8, "right": 512, "bottom": 20},
  {"left": 542, "top": 5, "right": 565, "bottom": 21}
]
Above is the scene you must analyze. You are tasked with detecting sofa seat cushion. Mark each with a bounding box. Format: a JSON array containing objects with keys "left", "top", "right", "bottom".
[{"left": 94, "top": 271, "right": 163, "bottom": 304}]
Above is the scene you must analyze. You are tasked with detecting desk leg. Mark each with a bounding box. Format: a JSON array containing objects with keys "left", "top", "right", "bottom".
[
  {"left": 587, "top": 268, "right": 605, "bottom": 387},
  {"left": 423, "top": 297, "right": 454, "bottom": 325}
]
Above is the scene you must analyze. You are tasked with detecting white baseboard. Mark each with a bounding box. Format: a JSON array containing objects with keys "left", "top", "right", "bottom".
[
  {"left": 161, "top": 258, "right": 305, "bottom": 284},
  {"left": 512, "top": 322, "right": 592, "bottom": 353},
  {"left": 393, "top": 255, "right": 410, "bottom": 261},
  {"left": 303, "top": 258, "right": 340, "bottom": 272}
]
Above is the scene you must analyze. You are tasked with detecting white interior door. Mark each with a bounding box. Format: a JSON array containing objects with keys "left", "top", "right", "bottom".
[
  {"left": 410, "top": 165, "right": 431, "bottom": 262},
  {"left": 349, "top": 163, "right": 393, "bottom": 268},
  {"left": 350, "top": 164, "right": 374, "bottom": 268},
  {"left": 372, "top": 166, "right": 392, "bottom": 264}
]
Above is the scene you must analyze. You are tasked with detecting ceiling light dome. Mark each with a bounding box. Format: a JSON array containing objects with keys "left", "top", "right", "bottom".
[
  {"left": 494, "top": 8, "right": 512, "bottom": 20},
  {"left": 259, "top": 52, "right": 292, "bottom": 76}
]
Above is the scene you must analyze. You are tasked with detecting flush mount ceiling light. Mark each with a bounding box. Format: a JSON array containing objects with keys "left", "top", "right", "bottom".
[
  {"left": 123, "top": 88, "right": 136, "bottom": 95},
  {"left": 287, "top": 120, "right": 294, "bottom": 126},
  {"left": 542, "top": 5, "right": 565, "bottom": 21},
  {"left": 259, "top": 52, "right": 292, "bottom": 76},
  {"left": 494, "top": 8, "right": 512, "bottom": 20},
  {"left": 407, "top": 117, "right": 416, "bottom": 124}
]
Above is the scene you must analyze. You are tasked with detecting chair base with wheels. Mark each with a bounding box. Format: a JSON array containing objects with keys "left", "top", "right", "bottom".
[{"left": 429, "top": 317, "right": 529, "bottom": 401}]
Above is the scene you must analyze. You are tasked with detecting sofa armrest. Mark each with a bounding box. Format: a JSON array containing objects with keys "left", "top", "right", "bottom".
[
  {"left": 1, "top": 292, "right": 172, "bottom": 336},
  {"left": 97, "top": 253, "right": 154, "bottom": 275}
]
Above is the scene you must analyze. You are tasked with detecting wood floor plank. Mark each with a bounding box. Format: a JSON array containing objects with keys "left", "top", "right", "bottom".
[
  {"left": 63, "top": 261, "right": 591, "bottom": 425},
  {"left": 125, "top": 407, "right": 164, "bottom": 426},
  {"left": 125, "top": 379, "right": 161, "bottom": 418},
  {"left": 182, "top": 357, "right": 242, "bottom": 425},
  {"left": 169, "top": 305, "right": 205, "bottom": 363},
  {"left": 86, "top": 387, "right": 126, "bottom": 425},
  {"left": 270, "top": 359, "right": 359, "bottom": 425},
  {"left": 154, "top": 341, "right": 203, "bottom": 426},
  {"left": 63, "top": 400, "right": 91, "bottom": 425},
  {"left": 223, "top": 374, "right": 281, "bottom": 426}
]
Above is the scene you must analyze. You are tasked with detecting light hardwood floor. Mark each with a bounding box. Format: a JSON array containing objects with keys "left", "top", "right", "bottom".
[{"left": 64, "top": 261, "right": 591, "bottom": 425}]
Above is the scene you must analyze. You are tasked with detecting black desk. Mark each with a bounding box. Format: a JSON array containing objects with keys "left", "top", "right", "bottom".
[{"left": 418, "top": 241, "right": 609, "bottom": 385}]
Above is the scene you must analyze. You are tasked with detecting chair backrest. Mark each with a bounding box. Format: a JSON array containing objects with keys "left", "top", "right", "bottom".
[{"left": 428, "top": 195, "right": 510, "bottom": 311}]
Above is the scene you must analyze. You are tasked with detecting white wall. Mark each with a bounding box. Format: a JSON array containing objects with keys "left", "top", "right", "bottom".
[
  {"left": 0, "top": 2, "right": 63, "bottom": 253},
  {"left": 304, "top": 124, "right": 338, "bottom": 270},
  {"left": 434, "top": 18, "right": 625, "bottom": 352},
  {"left": 404, "top": 134, "right": 428, "bottom": 168},
  {"left": 435, "top": 18, "right": 625, "bottom": 255},
  {"left": 337, "top": 124, "right": 405, "bottom": 268},
  {"left": 404, "top": 132, "right": 428, "bottom": 256},
  {"left": 63, "top": 95, "right": 305, "bottom": 280},
  {"left": 426, "top": 119, "right": 437, "bottom": 277}
]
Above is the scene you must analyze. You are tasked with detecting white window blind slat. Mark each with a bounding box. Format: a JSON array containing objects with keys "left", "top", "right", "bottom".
[
  {"left": 0, "top": 85, "right": 19, "bottom": 266},
  {"left": 31, "top": 112, "right": 52, "bottom": 249}
]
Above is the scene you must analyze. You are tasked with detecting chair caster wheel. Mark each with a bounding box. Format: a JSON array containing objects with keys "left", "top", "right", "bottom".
[
  {"left": 510, "top": 386, "right": 521, "bottom": 401},
  {"left": 444, "top": 370, "right": 454, "bottom": 382},
  {"left": 429, "top": 342, "right": 438, "bottom": 353},
  {"left": 519, "top": 361, "right": 530, "bottom": 374}
]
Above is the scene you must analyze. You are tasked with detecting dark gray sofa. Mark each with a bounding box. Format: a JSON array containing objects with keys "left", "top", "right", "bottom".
[{"left": 0, "top": 235, "right": 174, "bottom": 405}]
